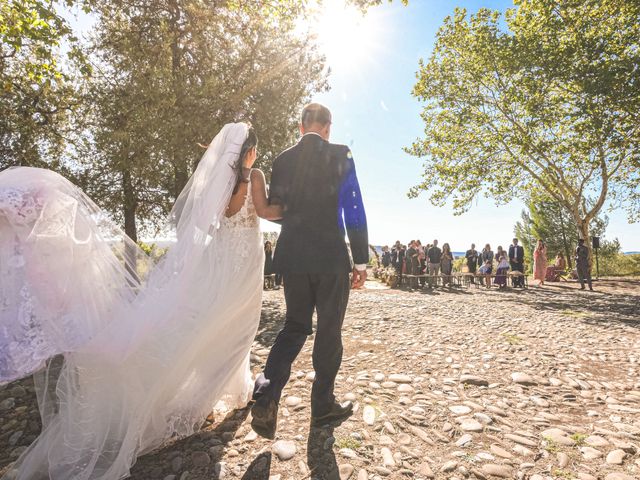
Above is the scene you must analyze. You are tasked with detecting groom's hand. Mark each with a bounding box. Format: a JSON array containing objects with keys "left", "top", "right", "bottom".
[{"left": 351, "top": 267, "right": 367, "bottom": 289}]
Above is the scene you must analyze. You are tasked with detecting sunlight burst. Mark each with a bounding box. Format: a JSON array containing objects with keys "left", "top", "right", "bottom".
[{"left": 307, "top": 0, "right": 384, "bottom": 71}]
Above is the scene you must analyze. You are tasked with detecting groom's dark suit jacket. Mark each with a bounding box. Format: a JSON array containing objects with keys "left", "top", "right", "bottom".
[{"left": 270, "top": 133, "right": 368, "bottom": 274}]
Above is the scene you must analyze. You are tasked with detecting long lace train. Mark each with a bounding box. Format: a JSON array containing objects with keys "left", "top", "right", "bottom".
[{"left": 0, "top": 123, "right": 264, "bottom": 479}]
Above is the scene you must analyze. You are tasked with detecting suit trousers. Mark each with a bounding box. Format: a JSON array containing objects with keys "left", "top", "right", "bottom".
[
  {"left": 258, "top": 272, "right": 350, "bottom": 417},
  {"left": 577, "top": 263, "right": 593, "bottom": 289}
]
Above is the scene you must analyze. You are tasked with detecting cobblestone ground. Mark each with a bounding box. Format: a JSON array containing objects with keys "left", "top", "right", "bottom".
[{"left": 1, "top": 279, "right": 639, "bottom": 480}]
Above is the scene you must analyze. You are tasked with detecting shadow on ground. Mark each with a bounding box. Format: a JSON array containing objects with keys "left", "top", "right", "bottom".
[
  {"left": 254, "top": 299, "right": 285, "bottom": 347},
  {"left": 129, "top": 407, "right": 252, "bottom": 479},
  {"left": 502, "top": 280, "right": 639, "bottom": 329}
]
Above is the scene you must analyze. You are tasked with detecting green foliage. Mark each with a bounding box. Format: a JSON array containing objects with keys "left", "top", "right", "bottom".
[
  {"left": 407, "top": 1, "right": 640, "bottom": 244},
  {"left": 514, "top": 191, "right": 607, "bottom": 269},
  {"left": 570, "top": 433, "right": 587, "bottom": 446},
  {"left": 0, "top": 0, "right": 90, "bottom": 168},
  {"left": 75, "top": 0, "right": 328, "bottom": 240},
  {"left": 597, "top": 247, "right": 640, "bottom": 277},
  {"left": 334, "top": 436, "right": 362, "bottom": 450}
]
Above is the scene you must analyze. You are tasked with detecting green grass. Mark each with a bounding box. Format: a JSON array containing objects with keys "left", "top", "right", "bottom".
[
  {"left": 334, "top": 436, "right": 362, "bottom": 450},
  {"left": 552, "top": 469, "right": 575, "bottom": 479},
  {"left": 501, "top": 332, "right": 522, "bottom": 345},
  {"left": 561, "top": 309, "right": 590, "bottom": 319},
  {"left": 570, "top": 433, "right": 587, "bottom": 446},
  {"left": 542, "top": 435, "right": 560, "bottom": 453}
]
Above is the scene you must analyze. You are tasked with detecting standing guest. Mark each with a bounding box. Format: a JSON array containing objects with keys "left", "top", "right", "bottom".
[
  {"left": 271, "top": 241, "right": 282, "bottom": 289},
  {"left": 481, "top": 244, "right": 494, "bottom": 288},
  {"left": 508, "top": 238, "right": 525, "bottom": 288},
  {"left": 391, "top": 241, "right": 400, "bottom": 271},
  {"left": 426, "top": 239, "right": 442, "bottom": 288},
  {"left": 441, "top": 243, "right": 454, "bottom": 287},
  {"left": 381, "top": 246, "right": 391, "bottom": 268},
  {"left": 264, "top": 241, "right": 274, "bottom": 287},
  {"left": 407, "top": 240, "right": 419, "bottom": 289},
  {"left": 397, "top": 244, "right": 406, "bottom": 275},
  {"left": 416, "top": 240, "right": 426, "bottom": 287},
  {"left": 495, "top": 250, "right": 510, "bottom": 289},
  {"left": 465, "top": 243, "right": 479, "bottom": 284},
  {"left": 495, "top": 245, "right": 506, "bottom": 265},
  {"left": 575, "top": 239, "right": 594, "bottom": 291},
  {"left": 533, "top": 239, "right": 548, "bottom": 286}
]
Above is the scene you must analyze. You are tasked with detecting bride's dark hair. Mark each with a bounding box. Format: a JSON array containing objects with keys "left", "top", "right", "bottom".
[{"left": 232, "top": 124, "right": 258, "bottom": 194}]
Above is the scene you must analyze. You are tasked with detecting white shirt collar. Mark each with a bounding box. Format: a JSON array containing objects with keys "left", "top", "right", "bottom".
[{"left": 302, "top": 132, "right": 324, "bottom": 139}]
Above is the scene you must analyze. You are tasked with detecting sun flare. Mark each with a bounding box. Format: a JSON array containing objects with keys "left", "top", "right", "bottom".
[{"left": 307, "top": 0, "right": 384, "bottom": 70}]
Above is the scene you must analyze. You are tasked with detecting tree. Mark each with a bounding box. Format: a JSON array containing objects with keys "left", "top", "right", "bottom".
[
  {"left": 407, "top": 1, "right": 640, "bottom": 255},
  {"left": 0, "top": 0, "right": 90, "bottom": 169},
  {"left": 79, "top": 0, "right": 327, "bottom": 241},
  {"left": 514, "top": 191, "right": 607, "bottom": 270}
]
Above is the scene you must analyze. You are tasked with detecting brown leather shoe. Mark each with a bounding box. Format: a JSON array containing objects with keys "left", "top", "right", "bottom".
[
  {"left": 311, "top": 401, "right": 353, "bottom": 427},
  {"left": 250, "top": 399, "right": 278, "bottom": 440}
]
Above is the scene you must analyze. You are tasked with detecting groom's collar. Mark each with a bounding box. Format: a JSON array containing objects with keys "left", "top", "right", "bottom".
[{"left": 300, "top": 132, "right": 327, "bottom": 142}]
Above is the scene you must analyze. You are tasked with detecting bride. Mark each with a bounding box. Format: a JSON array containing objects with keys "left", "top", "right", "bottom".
[{"left": 0, "top": 122, "right": 281, "bottom": 479}]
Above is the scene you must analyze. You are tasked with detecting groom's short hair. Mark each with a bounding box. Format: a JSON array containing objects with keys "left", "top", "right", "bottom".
[{"left": 301, "top": 103, "right": 331, "bottom": 128}]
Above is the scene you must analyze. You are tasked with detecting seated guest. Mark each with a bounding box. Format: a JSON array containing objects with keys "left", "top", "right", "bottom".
[
  {"left": 478, "top": 259, "right": 492, "bottom": 289},
  {"left": 544, "top": 251, "right": 567, "bottom": 282},
  {"left": 495, "top": 250, "right": 510, "bottom": 289},
  {"left": 480, "top": 244, "right": 494, "bottom": 287},
  {"left": 555, "top": 252, "right": 567, "bottom": 271}
]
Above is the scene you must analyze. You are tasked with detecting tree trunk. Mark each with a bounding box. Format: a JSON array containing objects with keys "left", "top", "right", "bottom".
[
  {"left": 558, "top": 206, "right": 573, "bottom": 269},
  {"left": 123, "top": 168, "right": 137, "bottom": 242},
  {"left": 122, "top": 167, "right": 140, "bottom": 283}
]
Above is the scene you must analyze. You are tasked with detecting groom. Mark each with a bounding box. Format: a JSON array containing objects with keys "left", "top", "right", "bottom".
[{"left": 250, "top": 103, "right": 369, "bottom": 439}]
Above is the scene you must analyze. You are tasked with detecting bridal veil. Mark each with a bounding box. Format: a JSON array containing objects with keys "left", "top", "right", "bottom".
[{"left": 0, "top": 122, "right": 264, "bottom": 479}]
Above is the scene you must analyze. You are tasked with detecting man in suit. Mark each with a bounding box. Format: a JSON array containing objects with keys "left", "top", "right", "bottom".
[
  {"left": 508, "top": 238, "right": 525, "bottom": 287},
  {"left": 465, "top": 243, "right": 479, "bottom": 284},
  {"left": 250, "top": 103, "right": 369, "bottom": 439},
  {"left": 391, "top": 241, "right": 400, "bottom": 271},
  {"left": 426, "top": 239, "right": 442, "bottom": 288},
  {"left": 575, "top": 239, "right": 593, "bottom": 291}
]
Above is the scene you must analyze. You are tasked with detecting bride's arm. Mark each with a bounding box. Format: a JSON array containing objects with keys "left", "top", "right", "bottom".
[{"left": 251, "top": 169, "right": 283, "bottom": 221}]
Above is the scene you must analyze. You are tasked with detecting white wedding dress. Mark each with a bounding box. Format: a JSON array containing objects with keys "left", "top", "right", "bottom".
[{"left": 0, "top": 123, "right": 264, "bottom": 479}]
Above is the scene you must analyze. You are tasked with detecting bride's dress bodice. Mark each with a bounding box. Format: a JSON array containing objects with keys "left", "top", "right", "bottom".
[
  {"left": 218, "top": 179, "right": 261, "bottom": 272},
  {"left": 219, "top": 179, "right": 260, "bottom": 232}
]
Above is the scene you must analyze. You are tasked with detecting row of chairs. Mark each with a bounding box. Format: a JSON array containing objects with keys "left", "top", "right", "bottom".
[{"left": 400, "top": 271, "right": 528, "bottom": 289}]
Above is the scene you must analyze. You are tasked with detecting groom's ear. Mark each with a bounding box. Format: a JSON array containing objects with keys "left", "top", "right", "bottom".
[
  {"left": 322, "top": 122, "right": 331, "bottom": 140},
  {"left": 299, "top": 123, "right": 305, "bottom": 136}
]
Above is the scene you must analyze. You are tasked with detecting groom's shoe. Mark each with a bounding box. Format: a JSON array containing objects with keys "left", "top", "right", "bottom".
[
  {"left": 311, "top": 401, "right": 353, "bottom": 427},
  {"left": 251, "top": 399, "right": 278, "bottom": 440}
]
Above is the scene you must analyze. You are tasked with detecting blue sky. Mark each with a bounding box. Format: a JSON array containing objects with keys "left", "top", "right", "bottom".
[
  {"left": 286, "top": 0, "right": 639, "bottom": 252},
  {"left": 67, "top": 1, "right": 638, "bottom": 251}
]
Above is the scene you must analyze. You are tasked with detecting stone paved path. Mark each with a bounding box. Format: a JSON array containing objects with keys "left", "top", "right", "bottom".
[{"left": 1, "top": 279, "right": 639, "bottom": 480}]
